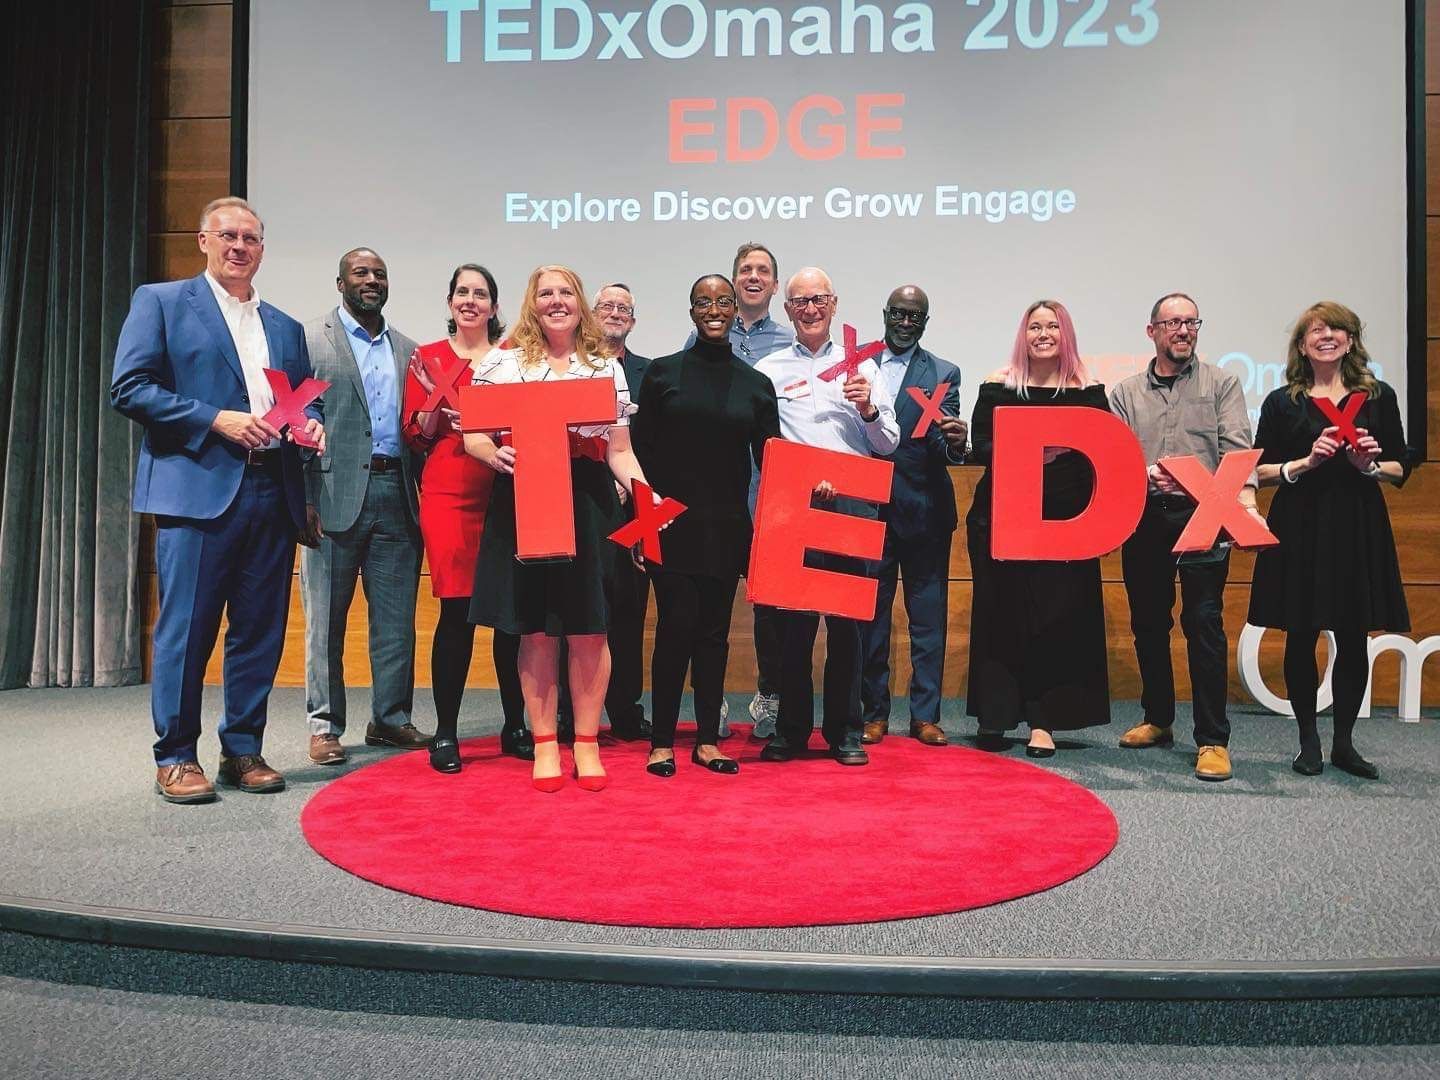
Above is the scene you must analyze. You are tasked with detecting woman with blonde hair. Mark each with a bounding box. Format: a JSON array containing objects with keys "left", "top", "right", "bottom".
[
  {"left": 1249, "top": 301, "right": 1410, "bottom": 779},
  {"left": 965, "top": 299, "right": 1113, "bottom": 757},
  {"left": 464, "top": 265, "right": 654, "bottom": 791}
]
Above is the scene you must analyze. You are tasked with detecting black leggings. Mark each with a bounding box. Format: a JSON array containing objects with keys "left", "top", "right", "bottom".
[
  {"left": 649, "top": 569, "right": 739, "bottom": 749},
  {"left": 1282, "top": 627, "right": 1369, "bottom": 752},
  {"left": 431, "top": 598, "right": 525, "bottom": 741}
]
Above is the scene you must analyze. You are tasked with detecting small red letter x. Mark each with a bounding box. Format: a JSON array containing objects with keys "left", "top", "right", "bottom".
[
  {"left": 905, "top": 382, "right": 950, "bottom": 438},
  {"left": 608, "top": 479, "right": 686, "bottom": 563},
  {"left": 817, "top": 324, "right": 884, "bottom": 383},
  {"left": 262, "top": 369, "right": 330, "bottom": 447},
  {"left": 1159, "top": 449, "right": 1278, "bottom": 552},
  {"left": 1311, "top": 392, "right": 1368, "bottom": 449}
]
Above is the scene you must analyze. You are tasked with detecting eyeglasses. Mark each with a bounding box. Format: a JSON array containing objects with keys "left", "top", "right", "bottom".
[
  {"left": 593, "top": 301, "right": 634, "bottom": 316},
  {"left": 691, "top": 297, "right": 736, "bottom": 313},
  {"left": 884, "top": 308, "right": 928, "bottom": 325},
  {"left": 1152, "top": 317, "right": 1202, "bottom": 332},
  {"left": 786, "top": 294, "right": 834, "bottom": 309},
  {"left": 201, "top": 229, "right": 264, "bottom": 248}
]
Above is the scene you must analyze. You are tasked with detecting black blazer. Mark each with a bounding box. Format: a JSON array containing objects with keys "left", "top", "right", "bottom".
[{"left": 620, "top": 348, "right": 650, "bottom": 403}]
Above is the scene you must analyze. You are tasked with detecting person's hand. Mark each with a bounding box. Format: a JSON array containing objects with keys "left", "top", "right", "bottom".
[
  {"left": 1148, "top": 462, "right": 1182, "bottom": 494},
  {"left": 630, "top": 543, "right": 647, "bottom": 572},
  {"left": 1344, "top": 429, "right": 1381, "bottom": 472},
  {"left": 1042, "top": 446, "right": 1071, "bottom": 465},
  {"left": 438, "top": 407, "right": 462, "bottom": 435},
  {"left": 843, "top": 374, "right": 877, "bottom": 420},
  {"left": 299, "top": 505, "right": 324, "bottom": 548},
  {"left": 490, "top": 445, "right": 517, "bottom": 474},
  {"left": 408, "top": 349, "right": 436, "bottom": 395},
  {"left": 939, "top": 415, "right": 967, "bottom": 450},
  {"left": 813, "top": 479, "right": 837, "bottom": 500},
  {"left": 211, "top": 410, "right": 281, "bottom": 449},
  {"left": 615, "top": 480, "right": 629, "bottom": 506},
  {"left": 292, "top": 418, "right": 326, "bottom": 454},
  {"left": 1304, "top": 426, "right": 1342, "bottom": 470}
]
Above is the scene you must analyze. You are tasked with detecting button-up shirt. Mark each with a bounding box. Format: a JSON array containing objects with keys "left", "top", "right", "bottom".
[
  {"left": 336, "top": 304, "right": 400, "bottom": 457},
  {"left": 685, "top": 311, "right": 795, "bottom": 366},
  {"left": 205, "top": 270, "right": 276, "bottom": 447},
  {"left": 755, "top": 340, "right": 900, "bottom": 457},
  {"left": 1109, "top": 358, "right": 1253, "bottom": 488},
  {"left": 875, "top": 344, "right": 917, "bottom": 406}
]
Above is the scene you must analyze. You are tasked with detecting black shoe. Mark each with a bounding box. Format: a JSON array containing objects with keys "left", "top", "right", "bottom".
[
  {"left": 646, "top": 752, "right": 677, "bottom": 778},
  {"left": 1331, "top": 747, "right": 1379, "bottom": 780},
  {"left": 1026, "top": 743, "right": 1056, "bottom": 759},
  {"left": 974, "top": 728, "right": 1008, "bottom": 752},
  {"left": 609, "top": 714, "right": 653, "bottom": 742},
  {"left": 760, "top": 736, "right": 799, "bottom": 762},
  {"left": 691, "top": 748, "right": 740, "bottom": 774},
  {"left": 830, "top": 738, "right": 869, "bottom": 766},
  {"left": 428, "top": 737, "right": 461, "bottom": 774},
  {"left": 500, "top": 723, "right": 535, "bottom": 761},
  {"left": 1292, "top": 750, "right": 1323, "bottom": 776},
  {"left": 557, "top": 712, "right": 575, "bottom": 746}
]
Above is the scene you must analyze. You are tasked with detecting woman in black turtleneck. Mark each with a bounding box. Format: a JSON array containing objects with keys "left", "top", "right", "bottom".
[{"left": 630, "top": 274, "right": 781, "bottom": 776}]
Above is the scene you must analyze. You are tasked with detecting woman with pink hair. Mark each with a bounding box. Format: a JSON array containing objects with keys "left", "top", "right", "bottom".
[{"left": 964, "top": 300, "right": 1112, "bottom": 757}]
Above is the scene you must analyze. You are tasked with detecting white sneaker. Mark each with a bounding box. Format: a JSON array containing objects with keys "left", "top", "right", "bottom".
[
  {"left": 749, "top": 691, "right": 779, "bottom": 739},
  {"left": 717, "top": 697, "right": 731, "bottom": 738}
]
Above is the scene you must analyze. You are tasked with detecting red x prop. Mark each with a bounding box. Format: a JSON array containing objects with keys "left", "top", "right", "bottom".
[
  {"left": 905, "top": 382, "right": 951, "bottom": 438},
  {"left": 816, "top": 324, "right": 884, "bottom": 383},
  {"left": 1158, "top": 450, "right": 1278, "bottom": 552},
  {"left": 608, "top": 479, "right": 687, "bottom": 563},
  {"left": 419, "top": 353, "right": 473, "bottom": 415},
  {"left": 1311, "top": 391, "right": 1368, "bottom": 449},
  {"left": 262, "top": 369, "right": 329, "bottom": 448},
  {"left": 458, "top": 377, "right": 618, "bottom": 560}
]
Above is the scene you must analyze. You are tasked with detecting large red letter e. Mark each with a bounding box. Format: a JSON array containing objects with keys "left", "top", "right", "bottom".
[
  {"left": 458, "top": 378, "right": 618, "bottom": 560},
  {"left": 746, "top": 439, "right": 893, "bottom": 621},
  {"left": 990, "top": 406, "right": 1146, "bottom": 560}
]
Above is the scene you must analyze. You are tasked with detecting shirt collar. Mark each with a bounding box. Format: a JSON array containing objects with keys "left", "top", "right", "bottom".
[
  {"left": 1146, "top": 356, "right": 1195, "bottom": 386},
  {"left": 882, "top": 344, "right": 917, "bottom": 366},
  {"left": 793, "top": 338, "right": 834, "bottom": 360},
  {"left": 204, "top": 270, "right": 258, "bottom": 309},
  {"left": 736, "top": 312, "right": 772, "bottom": 334},
  {"left": 336, "top": 302, "right": 388, "bottom": 343}
]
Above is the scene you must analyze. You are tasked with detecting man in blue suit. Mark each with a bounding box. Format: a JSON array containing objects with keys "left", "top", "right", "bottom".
[
  {"left": 111, "top": 196, "right": 324, "bottom": 803},
  {"left": 861, "top": 286, "right": 967, "bottom": 746}
]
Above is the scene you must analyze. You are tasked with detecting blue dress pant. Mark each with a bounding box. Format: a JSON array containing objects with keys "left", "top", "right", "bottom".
[{"left": 861, "top": 530, "right": 952, "bottom": 726}]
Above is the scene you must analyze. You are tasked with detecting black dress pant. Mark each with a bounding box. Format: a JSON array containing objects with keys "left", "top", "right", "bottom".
[
  {"left": 1120, "top": 497, "right": 1231, "bottom": 747},
  {"left": 605, "top": 550, "right": 651, "bottom": 728},
  {"left": 777, "top": 610, "right": 863, "bottom": 749},
  {"left": 753, "top": 603, "right": 783, "bottom": 696},
  {"left": 649, "top": 568, "right": 739, "bottom": 748}
]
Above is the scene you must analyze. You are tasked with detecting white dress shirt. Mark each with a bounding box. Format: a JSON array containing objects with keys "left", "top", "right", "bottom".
[
  {"left": 204, "top": 271, "right": 277, "bottom": 447},
  {"left": 754, "top": 339, "right": 899, "bottom": 456}
]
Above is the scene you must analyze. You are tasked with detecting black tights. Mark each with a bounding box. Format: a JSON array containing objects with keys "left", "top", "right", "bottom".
[
  {"left": 431, "top": 598, "right": 525, "bottom": 741},
  {"left": 1282, "top": 627, "right": 1369, "bottom": 759}
]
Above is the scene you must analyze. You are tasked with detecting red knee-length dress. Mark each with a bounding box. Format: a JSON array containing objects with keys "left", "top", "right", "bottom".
[{"left": 403, "top": 339, "right": 497, "bottom": 599}]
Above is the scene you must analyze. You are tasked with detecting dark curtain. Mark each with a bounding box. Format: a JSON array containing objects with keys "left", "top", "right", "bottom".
[{"left": 0, "top": 2, "right": 151, "bottom": 687}]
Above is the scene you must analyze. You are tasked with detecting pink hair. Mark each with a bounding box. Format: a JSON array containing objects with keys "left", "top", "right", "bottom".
[{"left": 1004, "top": 299, "right": 1089, "bottom": 398}]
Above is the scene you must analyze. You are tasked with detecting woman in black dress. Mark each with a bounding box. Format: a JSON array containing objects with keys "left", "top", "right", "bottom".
[
  {"left": 966, "top": 299, "right": 1112, "bottom": 757},
  {"left": 464, "top": 265, "right": 655, "bottom": 792},
  {"left": 1249, "top": 301, "right": 1410, "bottom": 779},
  {"left": 630, "top": 275, "right": 781, "bottom": 776}
]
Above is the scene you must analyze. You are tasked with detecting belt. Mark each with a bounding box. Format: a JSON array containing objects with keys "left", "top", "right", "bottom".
[
  {"left": 245, "top": 448, "right": 282, "bottom": 467},
  {"left": 369, "top": 455, "right": 403, "bottom": 473}
]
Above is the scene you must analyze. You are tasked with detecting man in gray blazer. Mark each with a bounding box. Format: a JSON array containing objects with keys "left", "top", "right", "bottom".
[{"left": 300, "top": 248, "right": 427, "bottom": 765}]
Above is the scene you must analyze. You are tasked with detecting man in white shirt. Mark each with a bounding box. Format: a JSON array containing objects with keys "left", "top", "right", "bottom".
[{"left": 754, "top": 268, "right": 899, "bottom": 766}]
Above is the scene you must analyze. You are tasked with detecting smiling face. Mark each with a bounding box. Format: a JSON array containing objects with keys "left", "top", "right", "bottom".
[
  {"left": 733, "top": 248, "right": 779, "bottom": 318},
  {"left": 448, "top": 270, "right": 493, "bottom": 336},
  {"left": 689, "top": 276, "right": 737, "bottom": 344},
  {"left": 594, "top": 285, "right": 636, "bottom": 347},
  {"left": 783, "top": 268, "right": 836, "bottom": 351},
  {"left": 1025, "top": 306, "right": 1062, "bottom": 365},
  {"left": 1147, "top": 295, "right": 1200, "bottom": 368},
  {"left": 1301, "top": 318, "right": 1352, "bottom": 369},
  {"left": 883, "top": 286, "right": 929, "bottom": 354},
  {"left": 533, "top": 270, "right": 580, "bottom": 342},
  {"left": 198, "top": 205, "right": 264, "bottom": 296},
  {"left": 338, "top": 250, "right": 388, "bottom": 317}
]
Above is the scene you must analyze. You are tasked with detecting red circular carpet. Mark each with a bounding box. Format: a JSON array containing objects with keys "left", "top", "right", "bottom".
[{"left": 301, "top": 725, "right": 1118, "bottom": 929}]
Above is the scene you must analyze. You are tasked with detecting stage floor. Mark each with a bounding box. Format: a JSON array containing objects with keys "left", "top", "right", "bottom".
[{"left": 2, "top": 686, "right": 1437, "bottom": 967}]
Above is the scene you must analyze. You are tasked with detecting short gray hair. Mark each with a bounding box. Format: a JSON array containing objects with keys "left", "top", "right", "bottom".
[{"left": 199, "top": 196, "right": 264, "bottom": 233}]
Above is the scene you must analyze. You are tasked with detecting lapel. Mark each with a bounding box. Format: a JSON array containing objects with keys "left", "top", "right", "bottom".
[
  {"left": 327, "top": 308, "right": 372, "bottom": 418},
  {"left": 894, "top": 347, "right": 933, "bottom": 423},
  {"left": 184, "top": 275, "right": 246, "bottom": 389}
]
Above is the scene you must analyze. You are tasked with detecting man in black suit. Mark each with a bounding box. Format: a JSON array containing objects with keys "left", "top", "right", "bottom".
[{"left": 861, "top": 286, "right": 968, "bottom": 746}]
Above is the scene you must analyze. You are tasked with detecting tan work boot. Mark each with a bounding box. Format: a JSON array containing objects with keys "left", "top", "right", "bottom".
[
  {"left": 155, "top": 761, "right": 216, "bottom": 804},
  {"left": 1119, "top": 722, "right": 1174, "bottom": 749},
  {"left": 1195, "top": 745, "right": 1233, "bottom": 782}
]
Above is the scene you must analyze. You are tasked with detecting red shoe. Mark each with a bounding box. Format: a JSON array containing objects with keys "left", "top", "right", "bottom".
[
  {"left": 531, "top": 732, "right": 565, "bottom": 793},
  {"left": 572, "top": 733, "right": 609, "bottom": 792}
]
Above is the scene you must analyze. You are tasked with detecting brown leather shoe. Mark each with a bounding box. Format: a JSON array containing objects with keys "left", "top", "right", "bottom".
[
  {"left": 861, "top": 720, "right": 887, "bottom": 744},
  {"left": 155, "top": 761, "right": 216, "bottom": 804},
  {"left": 364, "top": 721, "right": 430, "bottom": 749},
  {"left": 217, "top": 754, "right": 286, "bottom": 793},
  {"left": 909, "top": 721, "right": 948, "bottom": 746},
  {"left": 1119, "top": 722, "right": 1174, "bottom": 749},
  {"left": 1195, "top": 745, "right": 1233, "bottom": 782},
  {"left": 308, "top": 733, "right": 347, "bottom": 766}
]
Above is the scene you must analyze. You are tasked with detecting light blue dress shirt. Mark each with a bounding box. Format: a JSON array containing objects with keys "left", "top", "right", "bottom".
[
  {"left": 336, "top": 304, "right": 400, "bottom": 458},
  {"left": 876, "top": 344, "right": 917, "bottom": 407}
]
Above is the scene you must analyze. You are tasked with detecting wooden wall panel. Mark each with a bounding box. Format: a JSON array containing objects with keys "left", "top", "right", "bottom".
[
  {"left": 150, "top": 119, "right": 231, "bottom": 235},
  {"left": 152, "top": 5, "right": 232, "bottom": 119}
]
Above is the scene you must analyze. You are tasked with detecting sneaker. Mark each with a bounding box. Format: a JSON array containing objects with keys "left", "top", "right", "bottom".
[
  {"left": 749, "top": 691, "right": 779, "bottom": 739},
  {"left": 717, "top": 697, "right": 732, "bottom": 738}
]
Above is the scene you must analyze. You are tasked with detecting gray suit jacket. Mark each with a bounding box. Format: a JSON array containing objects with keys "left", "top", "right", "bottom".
[{"left": 303, "top": 307, "right": 420, "bottom": 533}]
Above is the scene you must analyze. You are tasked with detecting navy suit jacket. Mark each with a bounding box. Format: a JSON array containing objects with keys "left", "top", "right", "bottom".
[
  {"left": 619, "top": 347, "right": 650, "bottom": 405},
  {"left": 110, "top": 273, "right": 317, "bottom": 529},
  {"left": 876, "top": 346, "right": 963, "bottom": 541}
]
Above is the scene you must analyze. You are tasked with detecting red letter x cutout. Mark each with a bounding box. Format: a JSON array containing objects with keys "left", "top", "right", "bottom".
[
  {"left": 905, "top": 382, "right": 951, "bottom": 438},
  {"left": 1311, "top": 391, "right": 1368, "bottom": 449},
  {"left": 262, "top": 369, "right": 330, "bottom": 447},
  {"left": 608, "top": 479, "right": 687, "bottom": 564},
  {"left": 1158, "top": 449, "right": 1278, "bottom": 552},
  {"left": 816, "top": 324, "right": 884, "bottom": 383},
  {"left": 420, "top": 353, "right": 472, "bottom": 415}
]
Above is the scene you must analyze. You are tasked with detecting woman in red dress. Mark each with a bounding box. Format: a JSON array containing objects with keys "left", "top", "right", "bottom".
[{"left": 403, "top": 264, "right": 530, "bottom": 773}]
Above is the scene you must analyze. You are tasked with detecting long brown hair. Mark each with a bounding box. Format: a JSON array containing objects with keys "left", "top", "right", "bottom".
[
  {"left": 1284, "top": 301, "right": 1380, "bottom": 401},
  {"left": 509, "top": 265, "right": 610, "bottom": 371}
]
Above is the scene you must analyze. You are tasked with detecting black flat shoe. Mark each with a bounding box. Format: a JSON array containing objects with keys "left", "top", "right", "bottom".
[
  {"left": 691, "top": 749, "right": 740, "bottom": 774},
  {"left": 1025, "top": 743, "right": 1056, "bottom": 759},
  {"left": 428, "top": 737, "right": 461, "bottom": 774},
  {"left": 974, "top": 729, "right": 1008, "bottom": 752},
  {"left": 1331, "top": 749, "right": 1379, "bottom": 780},
  {"left": 500, "top": 723, "right": 535, "bottom": 761},
  {"left": 760, "top": 737, "right": 798, "bottom": 762},
  {"left": 1292, "top": 751, "right": 1323, "bottom": 776},
  {"left": 646, "top": 754, "right": 677, "bottom": 778}
]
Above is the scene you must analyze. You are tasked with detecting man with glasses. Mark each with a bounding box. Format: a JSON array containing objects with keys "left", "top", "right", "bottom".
[
  {"left": 111, "top": 196, "right": 323, "bottom": 802},
  {"left": 754, "top": 268, "right": 899, "bottom": 766},
  {"left": 861, "top": 286, "right": 967, "bottom": 748},
  {"left": 1109, "top": 293, "right": 1257, "bottom": 781}
]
